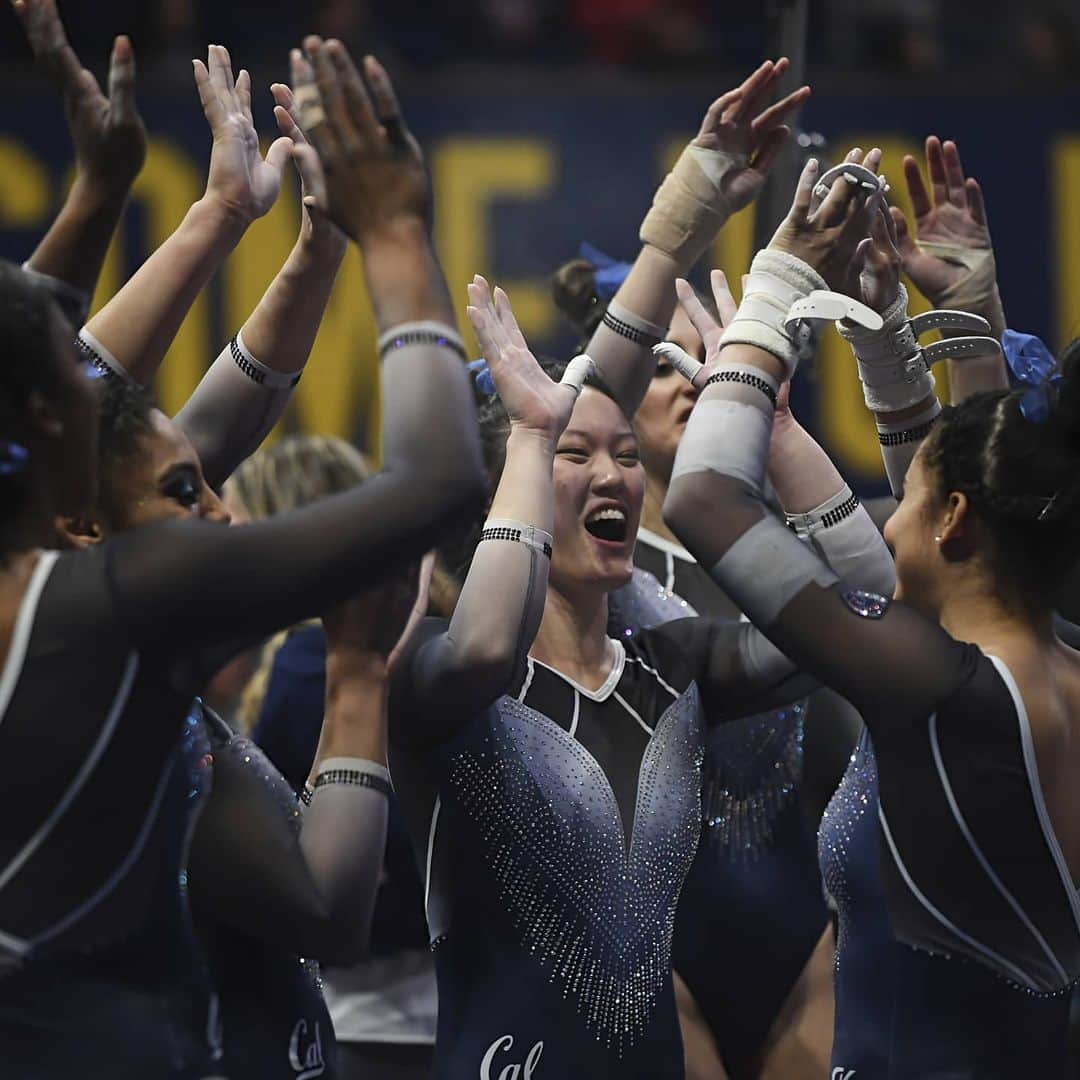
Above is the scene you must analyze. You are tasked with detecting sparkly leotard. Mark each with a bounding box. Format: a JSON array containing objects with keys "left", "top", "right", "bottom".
[
  {"left": 615, "top": 535, "right": 828, "bottom": 1078},
  {"left": 389, "top": 612, "right": 796, "bottom": 1079},
  {"left": 820, "top": 720, "right": 1073, "bottom": 1078}
]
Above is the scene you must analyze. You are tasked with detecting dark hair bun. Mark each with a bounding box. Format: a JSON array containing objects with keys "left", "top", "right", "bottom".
[
  {"left": 1054, "top": 337, "right": 1080, "bottom": 451},
  {"left": 551, "top": 258, "right": 604, "bottom": 341}
]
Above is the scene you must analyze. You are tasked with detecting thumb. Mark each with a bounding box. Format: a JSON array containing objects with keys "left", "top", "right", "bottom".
[{"left": 264, "top": 134, "right": 294, "bottom": 175}]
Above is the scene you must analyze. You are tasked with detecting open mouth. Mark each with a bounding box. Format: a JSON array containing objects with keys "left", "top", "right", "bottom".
[{"left": 584, "top": 507, "right": 629, "bottom": 545}]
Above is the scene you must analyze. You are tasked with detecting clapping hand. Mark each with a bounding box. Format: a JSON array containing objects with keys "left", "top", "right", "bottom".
[
  {"left": 466, "top": 275, "right": 592, "bottom": 444},
  {"left": 193, "top": 44, "right": 292, "bottom": 225},
  {"left": 13, "top": 0, "right": 146, "bottom": 196}
]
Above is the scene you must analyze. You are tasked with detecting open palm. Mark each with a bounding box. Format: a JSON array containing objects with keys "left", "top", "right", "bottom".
[
  {"left": 194, "top": 45, "right": 291, "bottom": 223},
  {"left": 467, "top": 276, "right": 589, "bottom": 441}
]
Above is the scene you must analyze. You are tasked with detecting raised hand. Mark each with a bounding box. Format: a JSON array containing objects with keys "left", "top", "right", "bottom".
[
  {"left": 653, "top": 270, "right": 737, "bottom": 387},
  {"left": 290, "top": 38, "right": 430, "bottom": 243},
  {"left": 271, "top": 65, "right": 347, "bottom": 262},
  {"left": 13, "top": 0, "right": 146, "bottom": 195},
  {"left": 693, "top": 58, "right": 811, "bottom": 214},
  {"left": 193, "top": 45, "right": 292, "bottom": 224},
  {"left": 889, "top": 137, "right": 992, "bottom": 304},
  {"left": 846, "top": 204, "right": 903, "bottom": 314},
  {"left": 467, "top": 275, "right": 592, "bottom": 442},
  {"left": 769, "top": 147, "right": 884, "bottom": 290}
]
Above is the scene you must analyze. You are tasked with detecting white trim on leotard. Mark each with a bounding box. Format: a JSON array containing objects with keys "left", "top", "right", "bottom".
[
  {"left": 0, "top": 652, "right": 139, "bottom": 896},
  {"left": 878, "top": 802, "right": 1040, "bottom": 990},
  {"left": 623, "top": 652, "right": 681, "bottom": 699},
  {"left": 928, "top": 711, "right": 1068, "bottom": 984},
  {"left": 530, "top": 639, "right": 626, "bottom": 702},
  {"left": 423, "top": 796, "right": 441, "bottom": 925},
  {"left": 613, "top": 691, "right": 655, "bottom": 737},
  {"left": 0, "top": 551, "right": 59, "bottom": 723},
  {"left": 986, "top": 654, "right": 1080, "bottom": 934},
  {"left": 636, "top": 527, "right": 695, "bottom": 563}
]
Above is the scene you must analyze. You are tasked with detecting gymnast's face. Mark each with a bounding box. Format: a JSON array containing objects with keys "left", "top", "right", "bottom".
[
  {"left": 104, "top": 410, "right": 231, "bottom": 532},
  {"left": 549, "top": 386, "right": 644, "bottom": 595},
  {"left": 635, "top": 305, "right": 701, "bottom": 484},
  {"left": 883, "top": 448, "right": 940, "bottom": 613}
]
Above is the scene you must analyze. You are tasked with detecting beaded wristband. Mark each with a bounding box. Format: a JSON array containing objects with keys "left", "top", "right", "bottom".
[
  {"left": 377, "top": 320, "right": 466, "bottom": 362},
  {"left": 76, "top": 330, "right": 131, "bottom": 384},
  {"left": 311, "top": 757, "right": 392, "bottom": 798},
  {"left": 703, "top": 368, "right": 778, "bottom": 409},
  {"left": 480, "top": 519, "right": 553, "bottom": 559},
  {"left": 875, "top": 399, "right": 942, "bottom": 447},
  {"left": 229, "top": 330, "right": 303, "bottom": 389},
  {"left": 601, "top": 300, "right": 667, "bottom": 350},
  {"left": 787, "top": 487, "right": 861, "bottom": 539}
]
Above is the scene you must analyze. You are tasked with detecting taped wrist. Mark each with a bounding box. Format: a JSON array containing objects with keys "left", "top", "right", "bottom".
[
  {"left": 918, "top": 241, "right": 1005, "bottom": 339},
  {"left": 876, "top": 398, "right": 942, "bottom": 498},
  {"left": 671, "top": 363, "right": 779, "bottom": 491},
  {"left": 711, "top": 515, "right": 838, "bottom": 630},
  {"left": 719, "top": 250, "right": 827, "bottom": 378},
  {"left": 639, "top": 144, "right": 747, "bottom": 267},
  {"left": 76, "top": 327, "right": 134, "bottom": 384},
  {"left": 22, "top": 264, "right": 91, "bottom": 328},
  {"left": 789, "top": 486, "right": 896, "bottom": 595}
]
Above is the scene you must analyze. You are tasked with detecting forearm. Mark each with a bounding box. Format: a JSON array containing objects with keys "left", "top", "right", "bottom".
[
  {"left": 310, "top": 653, "right": 389, "bottom": 773},
  {"left": 767, "top": 416, "right": 848, "bottom": 515},
  {"left": 173, "top": 238, "right": 344, "bottom": 488},
  {"left": 583, "top": 245, "right": 681, "bottom": 414},
  {"left": 82, "top": 196, "right": 246, "bottom": 384},
  {"left": 25, "top": 174, "right": 130, "bottom": 316}
]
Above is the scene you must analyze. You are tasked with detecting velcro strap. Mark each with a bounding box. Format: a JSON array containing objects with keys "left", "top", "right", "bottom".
[
  {"left": 921, "top": 335, "right": 1003, "bottom": 366},
  {"left": 910, "top": 309, "right": 992, "bottom": 336},
  {"left": 784, "top": 291, "right": 884, "bottom": 332}
]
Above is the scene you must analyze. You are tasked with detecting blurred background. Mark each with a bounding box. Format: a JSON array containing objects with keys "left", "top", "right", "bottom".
[{"left": 4, "top": 0, "right": 1080, "bottom": 492}]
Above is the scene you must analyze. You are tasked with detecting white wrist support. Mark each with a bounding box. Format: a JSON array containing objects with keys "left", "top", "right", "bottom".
[
  {"left": 76, "top": 327, "right": 135, "bottom": 384},
  {"left": 718, "top": 249, "right": 827, "bottom": 378},
  {"left": 639, "top": 144, "right": 747, "bottom": 267},
  {"left": 836, "top": 283, "right": 1002, "bottom": 412}
]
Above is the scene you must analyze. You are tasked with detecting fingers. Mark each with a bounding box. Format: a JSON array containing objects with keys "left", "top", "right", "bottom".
[
  {"left": 941, "top": 139, "right": 967, "bottom": 209},
  {"left": 750, "top": 125, "right": 789, "bottom": 177},
  {"left": 698, "top": 89, "right": 743, "bottom": 137},
  {"left": 720, "top": 60, "right": 772, "bottom": 123},
  {"left": 291, "top": 46, "right": 337, "bottom": 160},
  {"left": 750, "top": 84, "right": 810, "bottom": 134},
  {"left": 653, "top": 341, "right": 703, "bottom": 386},
  {"left": 325, "top": 39, "right": 380, "bottom": 144},
  {"left": 788, "top": 157, "right": 820, "bottom": 225},
  {"left": 903, "top": 153, "right": 932, "bottom": 220},
  {"left": 965, "top": 176, "right": 987, "bottom": 228},
  {"left": 710, "top": 269, "right": 738, "bottom": 326},
  {"left": 306, "top": 36, "right": 355, "bottom": 154},
  {"left": 235, "top": 68, "right": 253, "bottom": 128},
  {"left": 925, "top": 135, "right": 947, "bottom": 208},
  {"left": 364, "top": 54, "right": 408, "bottom": 145},
  {"left": 736, "top": 56, "right": 789, "bottom": 119},
  {"left": 559, "top": 354, "right": 594, "bottom": 397},
  {"left": 493, "top": 286, "right": 528, "bottom": 351},
  {"left": 107, "top": 35, "right": 138, "bottom": 123},
  {"left": 192, "top": 57, "right": 226, "bottom": 131},
  {"left": 264, "top": 134, "right": 295, "bottom": 176},
  {"left": 675, "top": 277, "right": 721, "bottom": 342},
  {"left": 888, "top": 204, "right": 916, "bottom": 254},
  {"left": 289, "top": 140, "right": 325, "bottom": 201}
]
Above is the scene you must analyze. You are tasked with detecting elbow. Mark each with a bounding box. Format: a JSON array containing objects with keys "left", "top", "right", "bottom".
[{"left": 662, "top": 480, "right": 709, "bottom": 552}]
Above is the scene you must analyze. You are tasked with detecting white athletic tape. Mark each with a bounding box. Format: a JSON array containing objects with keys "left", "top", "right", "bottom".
[
  {"left": 560, "top": 353, "right": 594, "bottom": 395},
  {"left": 653, "top": 341, "right": 703, "bottom": 384}
]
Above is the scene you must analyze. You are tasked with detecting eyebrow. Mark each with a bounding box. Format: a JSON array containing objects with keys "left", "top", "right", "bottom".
[{"left": 156, "top": 460, "right": 200, "bottom": 484}]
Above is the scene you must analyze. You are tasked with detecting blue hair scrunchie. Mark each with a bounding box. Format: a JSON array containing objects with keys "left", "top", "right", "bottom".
[
  {"left": 1001, "top": 329, "right": 1062, "bottom": 423},
  {"left": 579, "top": 241, "right": 632, "bottom": 300},
  {"left": 0, "top": 441, "right": 29, "bottom": 476},
  {"left": 467, "top": 357, "right": 496, "bottom": 397}
]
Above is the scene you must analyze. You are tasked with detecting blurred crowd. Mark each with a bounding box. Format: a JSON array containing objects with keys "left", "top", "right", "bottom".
[{"left": 4, "top": 0, "right": 1080, "bottom": 81}]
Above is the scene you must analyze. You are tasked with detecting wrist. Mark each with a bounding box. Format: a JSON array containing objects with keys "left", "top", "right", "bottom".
[
  {"left": 326, "top": 647, "right": 390, "bottom": 688},
  {"left": 192, "top": 192, "right": 257, "bottom": 238},
  {"left": 506, "top": 423, "right": 558, "bottom": 457},
  {"left": 67, "top": 171, "right": 132, "bottom": 217},
  {"left": 285, "top": 235, "right": 347, "bottom": 280},
  {"left": 357, "top": 215, "right": 429, "bottom": 253}
]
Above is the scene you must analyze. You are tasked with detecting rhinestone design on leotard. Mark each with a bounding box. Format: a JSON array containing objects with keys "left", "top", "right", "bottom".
[
  {"left": 608, "top": 567, "right": 696, "bottom": 640},
  {"left": 446, "top": 687, "right": 704, "bottom": 1054},
  {"left": 701, "top": 701, "right": 806, "bottom": 859},
  {"left": 818, "top": 730, "right": 877, "bottom": 967},
  {"left": 841, "top": 589, "right": 890, "bottom": 620}
]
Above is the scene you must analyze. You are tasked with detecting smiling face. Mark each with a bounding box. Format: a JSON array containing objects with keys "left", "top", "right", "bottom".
[
  {"left": 634, "top": 305, "right": 701, "bottom": 483},
  {"left": 102, "top": 409, "right": 231, "bottom": 532},
  {"left": 549, "top": 386, "right": 645, "bottom": 596}
]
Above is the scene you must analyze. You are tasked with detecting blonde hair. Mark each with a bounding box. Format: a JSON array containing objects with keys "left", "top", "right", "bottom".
[{"left": 231, "top": 435, "right": 371, "bottom": 732}]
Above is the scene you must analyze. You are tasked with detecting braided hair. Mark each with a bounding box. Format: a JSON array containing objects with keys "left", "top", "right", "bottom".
[{"left": 921, "top": 338, "right": 1080, "bottom": 603}]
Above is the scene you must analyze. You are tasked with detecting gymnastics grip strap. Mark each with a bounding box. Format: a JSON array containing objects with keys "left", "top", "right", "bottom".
[{"left": 639, "top": 144, "right": 748, "bottom": 267}]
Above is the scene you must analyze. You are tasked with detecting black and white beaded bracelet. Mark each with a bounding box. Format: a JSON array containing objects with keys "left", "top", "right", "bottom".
[
  {"left": 377, "top": 320, "right": 467, "bottom": 363},
  {"left": 314, "top": 768, "right": 393, "bottom": 797},
  {"left": 229, "top": 332, "right": 303, "bottom": 389},
  {"left": 787, "top": 487, "right": 861, "bottom": 538},
  {"left": 703, "top": 368, "right": 779, "bottom": 408},
  {"left": 479, "top": 519, "right": 553, "bottom": 559},
  {"left": 601, "top": 301, "right": 667, "bottom": 350}
]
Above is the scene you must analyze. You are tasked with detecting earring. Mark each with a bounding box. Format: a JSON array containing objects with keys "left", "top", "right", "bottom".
[{"left": 934, "top": 535, "right": 943, "bottom": 544}]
